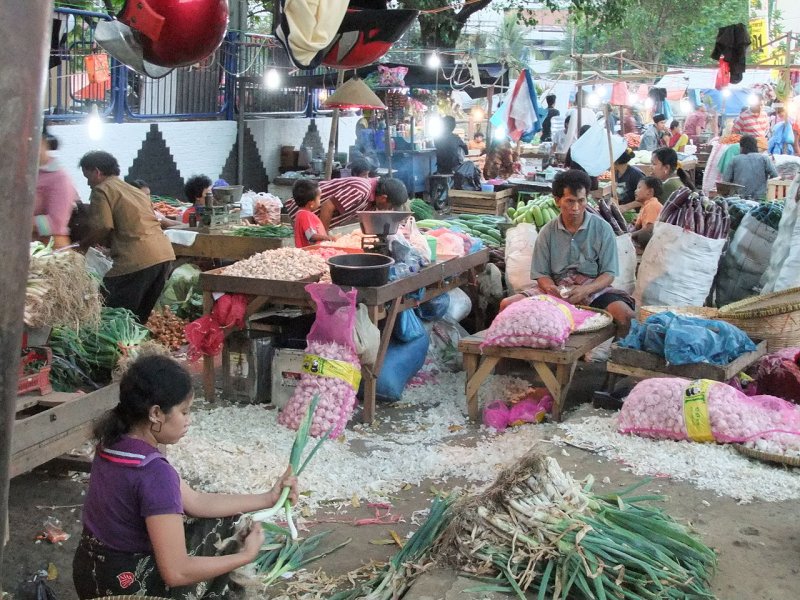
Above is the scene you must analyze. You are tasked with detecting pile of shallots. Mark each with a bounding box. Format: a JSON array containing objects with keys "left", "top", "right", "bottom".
[
  {"left": 619, "top": 377, "right": 800, "bottom": 443},
  {"left": 223, "top": 248, "right": 327, "bottom": 280}
]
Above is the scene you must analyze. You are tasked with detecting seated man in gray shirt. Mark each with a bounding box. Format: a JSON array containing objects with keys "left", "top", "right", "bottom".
[{"left": 499, "top": 169, "right": 635, "bottom": 336}]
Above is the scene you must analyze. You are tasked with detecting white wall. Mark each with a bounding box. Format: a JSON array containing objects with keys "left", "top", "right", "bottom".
[{"left": 49, "top": 116, "right": 360, "bottom": 201}]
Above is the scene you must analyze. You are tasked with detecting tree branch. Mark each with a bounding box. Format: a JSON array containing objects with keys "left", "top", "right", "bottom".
[{"left": 454, "top": 0, "right": 493, "bottom": 25}]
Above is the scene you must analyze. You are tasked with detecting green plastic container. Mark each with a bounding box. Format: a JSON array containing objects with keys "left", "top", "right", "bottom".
[{"left": 426, "top": 235, "right": 437, "bottom": 262}]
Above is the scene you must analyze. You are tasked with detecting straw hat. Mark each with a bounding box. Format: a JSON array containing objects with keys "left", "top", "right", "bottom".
[{"left": 324, "top": 77, "right": 386, "bottom": 110}]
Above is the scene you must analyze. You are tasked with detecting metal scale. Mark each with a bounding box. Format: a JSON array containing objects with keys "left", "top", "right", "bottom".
[
  {"left": 357, "top": 211, "right": 412, "bottom": 256},
  {"left": 198, "top": 185, "right": 243, "bottom": 231}
]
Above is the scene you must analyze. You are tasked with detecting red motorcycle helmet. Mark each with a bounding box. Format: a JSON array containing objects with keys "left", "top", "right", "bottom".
[{"left": 96, "top": 0, "right": 228, "bottom": 77}]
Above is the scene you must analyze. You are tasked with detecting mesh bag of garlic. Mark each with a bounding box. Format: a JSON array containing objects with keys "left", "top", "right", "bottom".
[
  {"left": 482, "top": 295, "right": 595, "bottom": 350},
  {"left": 618, "top": 377, "right": 800, "bottom": 444},
  {"left": 279, "top": 284, "right": 361, "bottom": 438}
]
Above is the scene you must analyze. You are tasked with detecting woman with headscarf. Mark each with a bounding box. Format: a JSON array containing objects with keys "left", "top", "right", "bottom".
[
  {"left": 34, "top": 127, "right": 79, "bottom": 248},
  {"left": 650, "top": 147, "right": 694, "bottom": 202}
]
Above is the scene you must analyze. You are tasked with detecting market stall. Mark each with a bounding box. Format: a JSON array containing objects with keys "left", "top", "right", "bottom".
[
  {"left": 199, "top": 249, "right": 489, "bottom": 422},
  {"left": 169, "top": 229, "right": 293, "bottom": 260}
]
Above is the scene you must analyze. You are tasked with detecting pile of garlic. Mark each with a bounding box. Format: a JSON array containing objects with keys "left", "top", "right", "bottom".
[{"left": 223, "top": 248, "right": 327, "bottom": 280}]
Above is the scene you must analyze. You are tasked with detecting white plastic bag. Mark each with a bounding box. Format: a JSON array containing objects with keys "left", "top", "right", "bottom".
[
  {"left": 398, "top": 217, "right": 432, "bottom": 262},
  {"left": 446, "top": 287, "right": 473, "bottom": 322},
  {"left": 425, "top": 318, "right": 469, "bottom": 372},
  {"left": 635, "top": 221, "right": 726, "bottom": 306},
  {"left": 760, "top": 175, "right": 800, "bottom": 293},
  {"left": 613, "top": 233, "right": 637, "bottom": 294},
  {"left": 504, "top": 223, "right": 538, "bottom": 293},
  {"left": 569, "top": 120, "right": 628, "bottom": 177},
  {"left": 85, "top": 247, "right": 113, "bottom": 278},
  {"left": 250, "top": 192, "right": 283, "bottom": 225},
  {"left": 717, "top": 211, "right": 778, "bottom": 306},
  {"left": 353, "top": 303, "right": 380, "bottom": 366}
]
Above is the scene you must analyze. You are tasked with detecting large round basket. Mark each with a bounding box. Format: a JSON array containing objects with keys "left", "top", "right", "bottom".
[
  {"left": 733, "top": 444, "right": 800, "bottom": 468},
  {"left": 575, "top": 306, "right": 614, "bottom": 333},
  {"left": 638, "top": 305, "right": 720, "bottom": 322},
  {"left": 718, "top": 287, "right": 800, "bottom": 351}
]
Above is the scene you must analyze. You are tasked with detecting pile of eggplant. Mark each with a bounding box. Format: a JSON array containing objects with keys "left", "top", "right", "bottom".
[
  {"left": 586, "top": 198, "right": 628, "bottom": 236},
  {"left": 659, "top": 187, "right": 730, "bottom": 240}
]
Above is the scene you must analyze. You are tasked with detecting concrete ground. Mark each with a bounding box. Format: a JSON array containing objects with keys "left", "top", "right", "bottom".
[{"left": 3, "top": 363, "right": 799, "bottom": 599}]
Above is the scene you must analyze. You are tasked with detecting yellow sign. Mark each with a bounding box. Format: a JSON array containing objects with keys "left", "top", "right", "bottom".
[
  {"left": 302, "top": 354, "right": 362, "bottom": 390},
  {"left": 683, "top": 379, "right": 715, "bottom": 443},
  {"left": 749, "top": 18, "right": 767, "bottom": 61}
]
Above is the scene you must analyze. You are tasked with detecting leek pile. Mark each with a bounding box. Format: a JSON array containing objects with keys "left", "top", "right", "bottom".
[{"left": 437, "top": 452, "right": 717, "bottom": 599}]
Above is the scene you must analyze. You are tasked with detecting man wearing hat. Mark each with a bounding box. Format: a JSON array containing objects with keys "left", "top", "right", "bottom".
[
  {"left": 639, "top": 114, "right": 668, "bottom": 151},
  {"left": 732, "top": 93, "right": 770, "bottom": 141}
]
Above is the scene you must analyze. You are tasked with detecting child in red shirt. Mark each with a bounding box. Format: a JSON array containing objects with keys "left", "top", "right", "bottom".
[{"left": 292, "top": 179, "right": 332, "bottom": 248}]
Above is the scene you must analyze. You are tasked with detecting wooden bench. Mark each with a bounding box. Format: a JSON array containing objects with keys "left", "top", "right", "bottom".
[{"left": 458, "top": 326, "right": 615, "bottom": 422}]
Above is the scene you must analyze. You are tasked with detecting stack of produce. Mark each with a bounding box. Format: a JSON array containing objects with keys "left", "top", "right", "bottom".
[
  {"left": 229, "top": 224, "right": 293, "bottom": 238},
  {"left": 410, "top": 198, "right": 435, "bottom": 221},
  {"left": 49, "top": 307, "right": 149, "bottom": 390},
  {"left": 586, "top": 198, "right": 628, "bottom": 236},
  {"left": 223, "top": 248, "right": 328, "bottom": 280},
  {"left": 749, "top": 201, "right": 784, "bottom": 229},
  {"left": 434, "top": 452, "right": 717, "bottom": 599},
  {"left": 719, "top": 133, "right": 742, "bottom": 145},
  {"left": 417, "top": 215, "right": 504, "bottom": 247},
  {"left": 506, "top": 194, "right": 559, "bottom": 229},
  {"left": 146, "top": 307, "right": 187, "bottom": 350},
  {"left": 658, "top": 188, "right": 730, "bottom": 239},
  {"left": 321, "top": 230, "right": 364, "bottom": 249},
  {"left": 26, "top": 241, "right": 102, "bottom": 328},
  {"left": 724, "top": 197, "right": 757, "bottom": 231},
  {"left": 151, "top": 201, "right": 183, "bottom": 218},
  {"left": 624, "top": 132, "right": 641, "bottom": 149}
]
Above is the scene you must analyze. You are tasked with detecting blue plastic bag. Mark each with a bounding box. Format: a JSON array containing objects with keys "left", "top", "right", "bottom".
[
  {"left": 620, "top": 312, "right": 756, "bottom": 366},
  {"left": 375, "top": 330, "right": 430, "bottom": 401},
  {"left": 393, "top": 309, "right": 426, "bottom": 342},
  {"left": 417, "top": 293, "right": 450, "bottom": 321}
]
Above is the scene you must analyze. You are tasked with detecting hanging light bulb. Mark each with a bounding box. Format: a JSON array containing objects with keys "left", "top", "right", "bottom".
[
  {"left": 587, "top": 92, "right": 601, "bottom": 108},
  {"left": 628, "top": 93, "right": 638, "bottom": 106},
  {"left": 472, "top": 106, "right": 485, "bottom": 121},
  {"left": 747, "top": 93, "right": 759, "bottom": 106},
  {"left": 680, "top": 98, "right": 692, "bottom": 114},
  {"left": 722, "top": 87, "right": 732, "bottom": 98},
  {"left": 264, "top": 68, "right": 281, "bottom": 90},
  {"left": 427, "top": 51, "right": 441, "bottom": 70},
  {"left": 427, "top": 114, "right": 443, "bottom": 138},
  {"left": 493, "top": 124, "right": 507, "bottom": 140},
  {"left": 644, "top": 97, "right": 655, "bottom": 110},
  {"left": 87, "top": 104, "right": 103, "bottom": 141}
]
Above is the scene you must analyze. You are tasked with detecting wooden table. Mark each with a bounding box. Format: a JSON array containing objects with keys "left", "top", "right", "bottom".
[
  {"left": 200, "top": 250, "right": 489, "bottom": 422},
  {"left": 458, "top": 326, "right": 615, "bottom": 422},
  {"left": 12, "top": 383, "right": 119, "bottom": 477},
  {"left": 606, "top": 340, "right": 767, "bottom": 383},
  {"left": 171, "top": 231, "right": 293, "bottom": 261}
]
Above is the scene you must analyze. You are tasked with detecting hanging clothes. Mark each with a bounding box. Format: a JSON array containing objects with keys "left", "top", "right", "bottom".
[{"left": 711, "top": 23, "right": 750, "bottom": 85}]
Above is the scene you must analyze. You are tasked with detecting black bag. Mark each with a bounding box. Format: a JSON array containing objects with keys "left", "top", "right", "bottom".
[
  {"left": 453, "top": 160, "right": 482, "bottom": 191},
  {"left": 67, "top": 201, "right": 91, "bottom": 246}
]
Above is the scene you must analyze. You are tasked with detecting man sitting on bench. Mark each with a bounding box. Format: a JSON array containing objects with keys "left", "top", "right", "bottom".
[{"left": 499, "top": 169, "right": 635, "bottom": 337}]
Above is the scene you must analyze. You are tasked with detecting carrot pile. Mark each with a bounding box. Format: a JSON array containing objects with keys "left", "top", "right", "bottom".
[{"left": 152, "top": 201, "right": 183, "bottom": 218}]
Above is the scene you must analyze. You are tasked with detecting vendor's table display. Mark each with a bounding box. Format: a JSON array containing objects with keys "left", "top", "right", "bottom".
[
  {"left": 459, "top": 326, "right": 615, "bottom": 422},
  {"left": 200, "top": 250, "right": 489, "bottom": 422},
  {"left": 607, "top": 340, "right": 767, "bottom": 382},
  {"left": 171, "top": 230, "right": 293, "bottom": 260},
  {"left": 448, "top": 188, "right": 514, "bottom": 216},
  {"left": 12, "top": 383, "right": 118, "bottom": 477}
]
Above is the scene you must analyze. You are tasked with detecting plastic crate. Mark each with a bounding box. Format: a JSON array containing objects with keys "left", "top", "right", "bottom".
[{"left": 18, "top": 346, "right": 53, "bottom": 396}]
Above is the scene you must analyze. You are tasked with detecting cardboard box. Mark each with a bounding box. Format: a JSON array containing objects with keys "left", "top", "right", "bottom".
[{"left": 271, "top": 348, "right": 306, "bottom": 408}]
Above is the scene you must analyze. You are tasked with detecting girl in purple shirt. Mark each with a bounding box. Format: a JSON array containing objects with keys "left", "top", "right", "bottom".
[{"left": 73, "top": 356, "right": 298, "bottom": 599}]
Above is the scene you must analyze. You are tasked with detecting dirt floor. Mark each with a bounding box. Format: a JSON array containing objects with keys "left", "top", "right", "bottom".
[{"left": 3, "top": 363, "right": 800, "bottom": 599}]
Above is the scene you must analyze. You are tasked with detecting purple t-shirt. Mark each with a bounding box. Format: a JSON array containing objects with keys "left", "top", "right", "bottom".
[{"left": 83, "top": 436, "right": 183, "bottom": 553}]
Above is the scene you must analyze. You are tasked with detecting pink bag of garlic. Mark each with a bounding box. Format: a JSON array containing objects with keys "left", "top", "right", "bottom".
[
  {"left": 278, "top": 283, "right": 361, "bottom": 438},
  {"left": 482, "top": 295, "right": 585, "bottom": 350},
  {"left": 618, "top": 377, "right": 800, "bottom": 444}
]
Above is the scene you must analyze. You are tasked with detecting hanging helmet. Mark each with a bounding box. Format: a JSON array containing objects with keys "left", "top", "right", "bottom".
[{"left": 96, "top": 0, "right": 228, "bottom": 78}]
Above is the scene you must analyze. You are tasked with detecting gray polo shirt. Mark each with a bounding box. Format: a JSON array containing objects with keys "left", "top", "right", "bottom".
[
  {"left": 722, "top": 153, "right": 777, "bottom": 200},
  {"left": 531, "top": 212, "right": 619, "bottom": 281}
]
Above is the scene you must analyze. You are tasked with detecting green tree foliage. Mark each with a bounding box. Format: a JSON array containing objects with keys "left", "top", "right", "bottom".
[{"left": 568, "top": 0, "right": 749, "bottom": 67}]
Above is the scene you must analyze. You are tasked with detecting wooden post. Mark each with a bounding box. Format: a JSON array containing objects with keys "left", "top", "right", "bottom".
[
  {"left": 324, "top": 69, "right": 346, "bottom": 180},
  {"left": 603, "top": 105, "right": 619, "bottom": 204},
  {"left": 0, "top": 1, "right": 52, "bottom": 590},
  {"left": 486, "top": 85, "right": 494, "bottom": 142},
  {"left": 617, "top": 57, "right": 625, "bottom": 132},
  {"left": 385, "top": 109, "right": 393, "bottom": 176},
  {"left": 576, "top": 56, "right": 583, "bottom": 131}
]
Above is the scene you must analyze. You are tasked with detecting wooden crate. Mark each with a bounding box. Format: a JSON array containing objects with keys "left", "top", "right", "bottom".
[
  {"left": 449, "top": 188, "right": 514, "bottom": 215},
  {"left": 11, "top": 384, "right": 119, "bottom": 477},
  {"left": 607, "top": 340, "right": 767, "bottom": 382},
  {"left": 767, "top": 178, "right": 794, "bottom": 201}
]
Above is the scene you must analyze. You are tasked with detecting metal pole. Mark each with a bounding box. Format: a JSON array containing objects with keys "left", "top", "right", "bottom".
[
  {"left": 0, "top": 2, "right": 52, "bottom": 591},
  {"left": 237, "top": 76, "right": 245, "bottom": 185},
  {"left": 324, "top": 69, "right": 346, "bottom": 180},
  {"left": 385, "top": 109, "right": 393, "bottom": 176},
  {"left": 576, "top": 56, "right": 583, "bottom": 131}
]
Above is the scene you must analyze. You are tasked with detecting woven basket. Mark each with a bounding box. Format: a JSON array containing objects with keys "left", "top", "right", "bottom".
[
  {"left": 733, "top": 444, "right": 800, "bottom": 468},
  {"left": 638, "top": 305, "right": 720, "bottom": 322},
  {"left": 575, "top": 306, "right": 614, "bottom": 333},
  {"left": 718, "top": 287, "right": 800, "bottom": 351}
]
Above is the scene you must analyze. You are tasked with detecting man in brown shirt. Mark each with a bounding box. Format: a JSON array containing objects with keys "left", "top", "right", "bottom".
[{"left": 79, "top": 151, "right": 175, "bottom": 322}]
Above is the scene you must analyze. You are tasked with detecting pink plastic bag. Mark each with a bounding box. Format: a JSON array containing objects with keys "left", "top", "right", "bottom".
[
  {"left": 279, "top": 284, "right": 361, "bottom": 438},
  {"left": 508, "top": 398, "right": 548, "bottom": 426},
  {"left": 618, "top": 377, "right": 800, "bottom": 443},
  {"left": 483, "top": 400, "right": 511, "bottom": 430},
  {"left": 482, "top": 295, "right": 574, "bottom": 349}
]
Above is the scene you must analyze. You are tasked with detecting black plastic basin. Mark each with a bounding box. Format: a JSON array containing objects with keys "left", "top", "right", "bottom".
[{"left": 327, "top": 253, "right": 395, "bottom": 287}]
